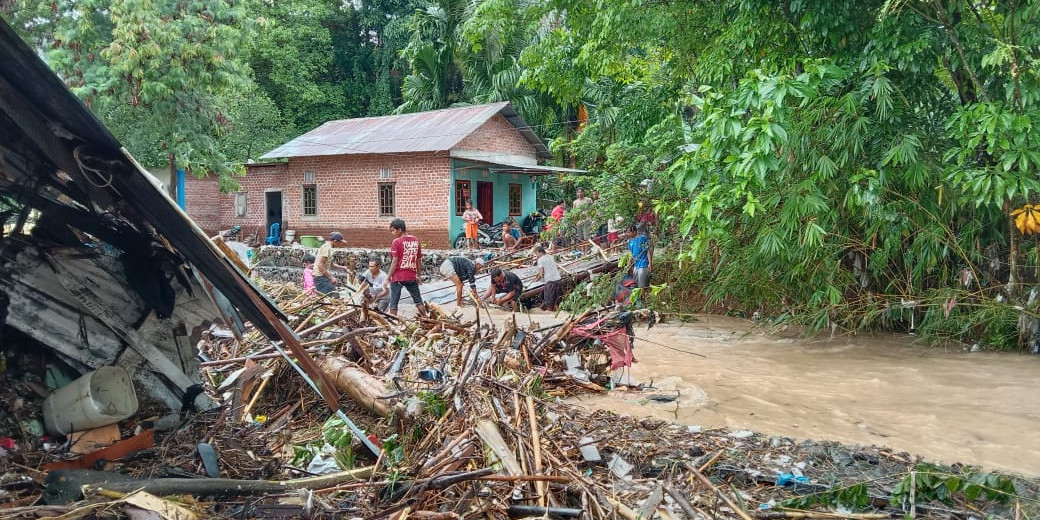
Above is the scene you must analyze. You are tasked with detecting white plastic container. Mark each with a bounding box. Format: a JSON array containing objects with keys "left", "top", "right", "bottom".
[{"left": 43, "top": 366, "right": 139, "bottom": 436}]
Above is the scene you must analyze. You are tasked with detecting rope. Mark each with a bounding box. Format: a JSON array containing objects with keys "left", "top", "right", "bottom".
[{"left": 73, "top": 146, "right": 115, "bottom": 189}]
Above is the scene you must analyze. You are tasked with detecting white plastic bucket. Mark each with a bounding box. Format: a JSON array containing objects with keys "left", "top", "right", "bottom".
[{"left": 42, "top": 366, "right": 139, "bottom": 436}]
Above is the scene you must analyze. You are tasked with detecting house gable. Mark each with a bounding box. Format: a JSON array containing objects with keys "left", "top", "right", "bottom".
[{"left": 452, "top": 114, "right": 539, "bottom": 165}]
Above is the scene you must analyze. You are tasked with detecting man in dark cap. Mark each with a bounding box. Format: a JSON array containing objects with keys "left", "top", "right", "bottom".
[{"left": 314, "top": 231, "right": 347, "bottom": 295}]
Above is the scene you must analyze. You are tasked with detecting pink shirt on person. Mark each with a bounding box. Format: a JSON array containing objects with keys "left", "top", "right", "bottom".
[{"left": 302, "top": 266, "right": 316, "bottom": 294}]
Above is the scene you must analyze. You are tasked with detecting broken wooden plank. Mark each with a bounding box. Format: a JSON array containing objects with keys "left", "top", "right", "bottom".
[
  {"left": 44, "top": 466, "right": 374, "bottom": 504},
  {"left": 474, "top": 419, "right": 523, "bottom": 476}
]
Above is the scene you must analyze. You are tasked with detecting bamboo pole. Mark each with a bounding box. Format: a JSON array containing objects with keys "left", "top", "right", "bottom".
[
  {"left": 44, "top": 467, "right": 374, "bottom": 504},
  {"left": 525, "top": 395, "right": 546, "bottom": 507}
]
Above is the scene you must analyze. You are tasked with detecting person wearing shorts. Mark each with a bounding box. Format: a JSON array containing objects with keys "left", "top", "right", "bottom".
[{"left": 462, "top": 200, "right": 483, "bottom": 249}]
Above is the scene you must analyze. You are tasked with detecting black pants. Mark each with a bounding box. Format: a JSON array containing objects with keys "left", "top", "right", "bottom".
[
  {"left": 542, "top": 280, "right": 562, "bottom": 310},
  {"left": 389, "top": 280, "right": 423, "bottom": 310},
  {"left": 314, "top": 276, "right": 337, "bottom": 295}
]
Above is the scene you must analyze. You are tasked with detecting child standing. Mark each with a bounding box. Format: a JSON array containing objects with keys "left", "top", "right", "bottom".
[
  {"left": 462, "top": 200, "right": 483, "bottom": 249},
  {"left": 302, "top": 254, "right": 317, "bottom": 295}
]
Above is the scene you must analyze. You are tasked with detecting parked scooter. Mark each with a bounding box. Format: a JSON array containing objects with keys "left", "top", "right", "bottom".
[
  {"left": 521, "top": 209, "right": 548, "bottom": 236},
  {"left": 452, "top": 218, "right": 516, "bottom": 249}
]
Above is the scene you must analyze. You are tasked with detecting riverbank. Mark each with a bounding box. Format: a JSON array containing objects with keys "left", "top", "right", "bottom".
[{"left": 444, "top": 304, "right": 1040, "bottom": 476}]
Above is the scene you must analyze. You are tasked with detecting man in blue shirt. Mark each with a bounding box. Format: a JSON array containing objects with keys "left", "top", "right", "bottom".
[{"left": 628, "top": 223, "right": 652, "bottom": 290}]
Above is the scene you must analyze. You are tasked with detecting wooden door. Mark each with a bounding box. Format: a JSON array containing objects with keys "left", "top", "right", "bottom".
[{"left": 477, "top": 181, "right": 494, "bottom": 224}]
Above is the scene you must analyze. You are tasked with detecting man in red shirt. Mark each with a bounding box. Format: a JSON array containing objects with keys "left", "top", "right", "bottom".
[{"left": 386, "top": 218, "right": 428, "bottom": 317}]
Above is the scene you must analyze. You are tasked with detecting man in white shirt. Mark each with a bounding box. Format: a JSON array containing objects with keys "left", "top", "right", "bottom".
[
  {"left": 360, "top": 258, "right": 390, "bottom": 312},
  {"left": 533, "top": 245, "right": 563, "bottom": 311}
]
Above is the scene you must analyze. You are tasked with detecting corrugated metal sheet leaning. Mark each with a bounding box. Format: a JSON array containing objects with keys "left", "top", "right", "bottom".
[{"left": 0, "top": 17, "right": 338, "bottom": 416}]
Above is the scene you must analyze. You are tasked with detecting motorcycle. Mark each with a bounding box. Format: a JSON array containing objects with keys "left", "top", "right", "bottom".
[
  {"left": 452, "top": 218, "right": 514, "bottom": 249},
  {"left": 521, "top": 209, "right": 548, "bottom": 236}
]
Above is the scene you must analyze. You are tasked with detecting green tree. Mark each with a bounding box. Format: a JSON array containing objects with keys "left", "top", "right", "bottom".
[
  {"left": 5, "top": 0, "right": 255, "bottom": 184},
  {"left": 248, "top": 0, "right": 345, "bottom": 133},
  {"left": 518, "top": 0, "right": 1040, "bottom": 347},
  {"left": 397, "top": 0, "right": 469, "bottom": 112}
]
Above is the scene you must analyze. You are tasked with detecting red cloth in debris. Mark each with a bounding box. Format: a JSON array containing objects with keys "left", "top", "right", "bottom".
[{"left": 570, "top": 316, "right": 636, "bottom": 369}]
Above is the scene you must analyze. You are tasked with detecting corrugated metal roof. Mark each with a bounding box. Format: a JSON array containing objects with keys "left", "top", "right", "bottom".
[
  {"left": 260, "top": 102, "right": 553, "bottom": 160},
  {"left": 452, "top": 151, "right": 586, "bottom": 175}
]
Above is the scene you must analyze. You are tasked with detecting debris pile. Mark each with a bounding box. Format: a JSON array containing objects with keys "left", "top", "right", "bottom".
[{"left": 1, "top": 281, "right": 1036, "bottom": 519}]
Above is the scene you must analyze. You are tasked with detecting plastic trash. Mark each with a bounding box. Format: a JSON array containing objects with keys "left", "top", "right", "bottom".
[
  {"left": 305, "top": 444, "right": 343, "bottom": 475},
  {"left": 776, "top": 473, "right": 810, "bottom": 486},
  {"left": 578, "top": 437, "right": 602, "bottom": 462},
  {"left": 607, "top": 453, "right": 633, "bottom": 478},
  {"left": 197, "top": 443, "right": 221, "bottom": 477},
  {"left": 42, "top": 366, "right": 138, "bottom": 436}
]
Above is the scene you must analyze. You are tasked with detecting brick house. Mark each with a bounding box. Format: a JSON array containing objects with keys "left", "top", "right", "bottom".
[{"left": 184, "top": 102, "right": 575, "bottom": 249}]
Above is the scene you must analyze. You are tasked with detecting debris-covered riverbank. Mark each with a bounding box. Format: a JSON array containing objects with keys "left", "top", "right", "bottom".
[{"left": 2, "top": 277, "right": 1037, "bottom": 519}]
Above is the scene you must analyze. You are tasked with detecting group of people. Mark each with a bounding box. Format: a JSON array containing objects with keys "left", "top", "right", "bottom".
[
  {"left": 299, "top": 220, "right": 567, "bottom": 315},
  {"left": 546, "top": 188, "right": 637, "bottom": 254},
  {"left": 298, "top": 191, "right": 653, "bottom": 317},
  {"left": 439, "top": 244, "right": 561, "bottom": 311},
  {"left": 302, "top": 219, "right": 428, "bottom": 317}
]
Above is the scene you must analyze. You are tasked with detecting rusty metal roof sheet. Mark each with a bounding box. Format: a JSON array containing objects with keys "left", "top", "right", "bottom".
[
  {"left": 0, "top": 17, "right": 298, "bottom": 407},
  {"left": 260, "top": 102, "right": 553, "bottom": 160}
]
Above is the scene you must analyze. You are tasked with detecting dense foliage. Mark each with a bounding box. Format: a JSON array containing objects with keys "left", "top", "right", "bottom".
[
  {"left": 536, "top": 0, "right": 1040, "bottom": 348},
  {"left": 4, "top": 0, "right": 1040, "bottom": 347}
]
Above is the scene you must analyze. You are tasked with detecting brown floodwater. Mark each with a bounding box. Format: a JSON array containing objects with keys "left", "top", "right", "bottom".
[
  {"left": 568, "top": 314, "right": 1040, "bottom": 477},
  {"left": 425, "top": 302, "right": 1040, "bottom": 476}
]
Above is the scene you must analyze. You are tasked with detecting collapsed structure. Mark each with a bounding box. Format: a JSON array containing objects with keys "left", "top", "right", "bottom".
[{"left": 0, "top": 18, "right": 336, "bottom": 412}]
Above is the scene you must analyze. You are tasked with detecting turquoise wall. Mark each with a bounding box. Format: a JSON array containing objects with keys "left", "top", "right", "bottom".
[{"left": 449, "top": 159, "right": 539, "bottom": 243}]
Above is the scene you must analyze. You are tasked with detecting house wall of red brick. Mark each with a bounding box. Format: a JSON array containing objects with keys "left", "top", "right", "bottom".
[
  {"left": 184, "top": 110, "right": 542, "bottom": 250},
  {"left": 202, "top": 154, "right": 453, "bottom": 248},
  {"left": 455, "top": 114, "right": 538, "bottom": 157},
  {"left": 182, "top": 174, "right": 223, "bottom": 235}
]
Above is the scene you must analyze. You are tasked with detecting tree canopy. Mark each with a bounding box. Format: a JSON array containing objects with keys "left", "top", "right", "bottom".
[{"left": 4, "top": 0, "right": 1040, "bottom": 347}]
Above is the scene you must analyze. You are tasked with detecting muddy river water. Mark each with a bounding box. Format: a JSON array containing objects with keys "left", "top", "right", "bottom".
[
  {"left": 434, "top": 301, "right": 1039, "bottom": 476},
  {"left": 566, "top": 314, "right": 1040, "bottom": 476}
]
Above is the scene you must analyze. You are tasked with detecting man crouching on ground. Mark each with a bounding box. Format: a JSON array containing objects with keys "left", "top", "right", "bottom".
[{"left": 482, "top": 267, "right": 524, "bottom": 311}]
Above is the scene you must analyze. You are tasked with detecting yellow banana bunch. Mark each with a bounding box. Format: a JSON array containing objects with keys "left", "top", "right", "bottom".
[{"left": 1012, "top": 204, "right": 1040, "bottom": 235}]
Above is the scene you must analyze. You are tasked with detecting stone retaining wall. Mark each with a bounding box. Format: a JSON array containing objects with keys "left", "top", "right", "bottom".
[{"left": 250, "top": 245, "right": 487, "bottom": 283}]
